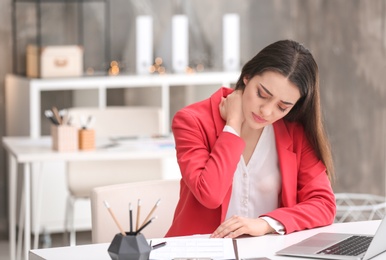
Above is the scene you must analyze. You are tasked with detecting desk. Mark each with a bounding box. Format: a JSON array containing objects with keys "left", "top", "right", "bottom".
[
  {"left": 28, "top": 220, "right": 385, "bottom": 260},
  {"left": 2, "top": 136, "right": 178, "bottom": 260}
]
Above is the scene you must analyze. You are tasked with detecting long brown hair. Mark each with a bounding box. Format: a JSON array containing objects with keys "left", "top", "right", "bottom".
[{"left": 235, "top": 40, "right": 334, "bottom": 181}]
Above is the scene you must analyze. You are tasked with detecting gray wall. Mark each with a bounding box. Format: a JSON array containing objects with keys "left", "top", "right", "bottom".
[{"left": 1, "top": 0, "right": 386, "bottom": 237}]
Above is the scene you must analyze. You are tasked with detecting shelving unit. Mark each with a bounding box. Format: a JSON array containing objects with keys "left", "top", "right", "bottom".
[
  {"left": 12, "top": 0, "right": 110, "bottom": 75},
  {"left": 6, "top": 72, "right": 239, "bottom": 137}
]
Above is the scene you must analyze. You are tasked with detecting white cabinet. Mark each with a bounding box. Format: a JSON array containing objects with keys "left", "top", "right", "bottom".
[{"left": 5, "top": 72, "right": 239, "bottom": 234}]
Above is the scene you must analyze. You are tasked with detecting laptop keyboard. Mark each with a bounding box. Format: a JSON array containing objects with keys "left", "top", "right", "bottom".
[{"left": 317, "top": 235, "right": 373, "bottom": 256}]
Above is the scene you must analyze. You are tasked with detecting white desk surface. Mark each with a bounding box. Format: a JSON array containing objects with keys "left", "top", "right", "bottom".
[
  {"left": 2, "top": 135, "right": 177, "bottom": 260},
  {"left": 29, "top": 220, "right": 386, "bottom": 260},
  {"left": 2, "top": 135, "right": 176, "bottom": 162}
]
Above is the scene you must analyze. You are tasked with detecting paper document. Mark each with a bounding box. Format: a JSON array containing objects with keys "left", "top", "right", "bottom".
[{"left": 149, "top": 237, "right": 236, "bottom": 260}]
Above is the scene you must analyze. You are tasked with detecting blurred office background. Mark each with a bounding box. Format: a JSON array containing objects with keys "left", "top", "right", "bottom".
[{"left": 0, "top": 0, "right": 385, "bottom": 243}]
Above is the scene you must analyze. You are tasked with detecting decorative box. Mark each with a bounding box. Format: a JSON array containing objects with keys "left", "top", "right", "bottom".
[{"left": 26, "top": 45, "right": 83, "bottom": 78}]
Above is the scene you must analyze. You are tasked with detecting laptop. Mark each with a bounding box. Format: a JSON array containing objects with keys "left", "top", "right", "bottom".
[{"left": 276, "top": 216, "right": 386, "bottom": 260}]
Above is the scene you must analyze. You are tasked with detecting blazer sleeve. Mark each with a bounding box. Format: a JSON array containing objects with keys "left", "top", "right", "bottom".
[
  {"left": 172, "top": 108, "right": 245, "bottom": 209},
  {"left": 261, "top": 124, "right": 336, "bottom": 234}
]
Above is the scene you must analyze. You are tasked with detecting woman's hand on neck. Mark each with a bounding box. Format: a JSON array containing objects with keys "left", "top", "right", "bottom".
[{"left": 219, "top": 90, "right": 244, "bottom": 135}]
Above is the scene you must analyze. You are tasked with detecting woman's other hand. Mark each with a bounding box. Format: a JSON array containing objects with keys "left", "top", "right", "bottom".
[
  {"left": 210, "top": 215, "right": 274, "bottom": 238},
  {"left": 219, "top": 90, "right": 244, "bottom": 135}
]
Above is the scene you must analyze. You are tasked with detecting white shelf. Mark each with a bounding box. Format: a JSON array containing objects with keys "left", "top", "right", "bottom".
[{"left": 6, "top": 72, "right": 240, "bottom": 138}]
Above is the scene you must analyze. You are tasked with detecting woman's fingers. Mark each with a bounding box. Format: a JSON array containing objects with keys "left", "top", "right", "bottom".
[
  {"left": 210, "top": 216, "right": 274, "bottom": 238},
  {"left": 223, "top": 91, "right": 244, "bottom": 134},
  {"left": 211, "top": 215, "right": 243, "bottom": 238}
]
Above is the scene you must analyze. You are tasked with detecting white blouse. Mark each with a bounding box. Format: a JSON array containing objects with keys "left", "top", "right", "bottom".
[{"left": 224, "top": 124, "right": 285, "bottom": 234}]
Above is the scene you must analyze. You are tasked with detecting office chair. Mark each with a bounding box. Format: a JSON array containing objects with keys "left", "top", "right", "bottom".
[
  {"left": 64, "top": 106, "right": 165, "bottom": 246},
  {"left": 90, "top": 179, "right": 180, "bottom": 243}
]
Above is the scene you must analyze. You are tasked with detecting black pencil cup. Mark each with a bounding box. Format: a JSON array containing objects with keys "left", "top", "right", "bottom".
[{"left": 107, "top": 233, "right": 151, "bottom": 260}]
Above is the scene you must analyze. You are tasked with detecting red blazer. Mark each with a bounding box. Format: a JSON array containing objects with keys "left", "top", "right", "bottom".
[{"left": 166, "top": 87, "right": 336, "bottom": 237}]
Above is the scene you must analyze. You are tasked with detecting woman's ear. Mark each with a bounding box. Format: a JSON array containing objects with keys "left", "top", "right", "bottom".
[{"left": 243, "top": 75, "right": 249, "bottom": 85}]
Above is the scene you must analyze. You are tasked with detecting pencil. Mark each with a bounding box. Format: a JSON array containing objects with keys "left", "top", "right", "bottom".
[
  {"left": 103, "top": 201, "right": 126, "bottom": 236},
  {"left": 136, "top": 199, "right": 141, "bottom": 231},
  {"left": 136, "top": 216, "right": 157, "bottom": 235},
  {"left": 52, "top": 106, "right": 62, "bottom": 125},
  {"left": 129, "top": 203, "right": 133, "bottom": 233},
  {"left": 152, "top": 241, "right": 167, "bottom": 250},
  {"left": 139, "top": 199, "right": 160, "bottom": 229}
]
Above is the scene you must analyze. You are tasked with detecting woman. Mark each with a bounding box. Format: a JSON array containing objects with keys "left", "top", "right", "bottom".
[{"left": 166, "top": 39, "right": 336, "bottom": 238}]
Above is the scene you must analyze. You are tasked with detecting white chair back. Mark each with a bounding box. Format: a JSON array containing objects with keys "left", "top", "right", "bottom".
[{"left": 91, "top": 179, "right": 180, "bottom": 243}]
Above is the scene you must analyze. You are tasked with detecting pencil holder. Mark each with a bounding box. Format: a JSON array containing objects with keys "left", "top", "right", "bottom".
[
  {"left": 107, "top": 233, "right": 151, "bottom": 260},
  {"left": 51, "top": 125, "right": 78, "bottom": 152},
  {"left": 78, "top": 128, "right": 95, "bottom": 150}
]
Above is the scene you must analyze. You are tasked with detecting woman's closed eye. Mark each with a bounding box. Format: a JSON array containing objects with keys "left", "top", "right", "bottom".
[
  {"left": 257, "top": 89, "right": 289, "bottom": 112},
  {"left": 277, "top": 104, "right": 287, "bottom": 112},
  {"left": 257, "top": 89, "right": 268, "bottom": 99}
]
